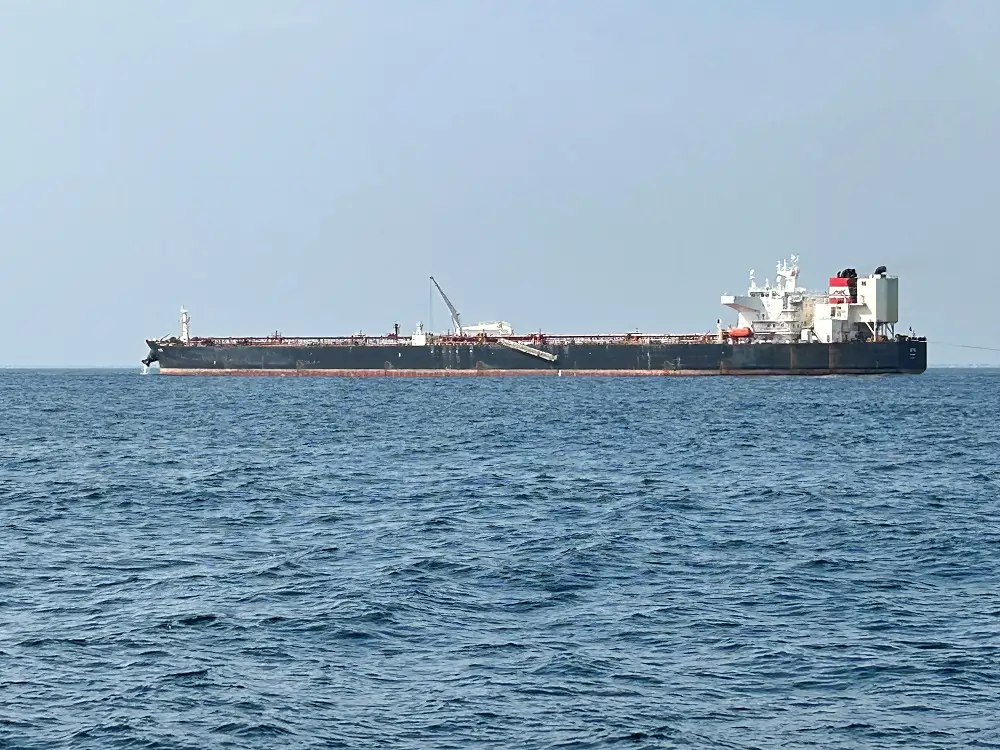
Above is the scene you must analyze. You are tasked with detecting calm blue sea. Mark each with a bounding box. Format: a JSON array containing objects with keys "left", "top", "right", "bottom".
[{"left": 2, "top": 369, "right": 999, "bottom": 749}]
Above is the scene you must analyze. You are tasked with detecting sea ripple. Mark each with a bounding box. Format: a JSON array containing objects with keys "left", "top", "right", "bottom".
[{"left": 1, "top": 369, "right": 999, "bottom": 748}]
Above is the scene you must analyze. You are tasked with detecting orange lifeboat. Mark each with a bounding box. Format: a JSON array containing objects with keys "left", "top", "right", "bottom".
[{"left": 728, "top": 327, "right": 754, "bottom": 339}]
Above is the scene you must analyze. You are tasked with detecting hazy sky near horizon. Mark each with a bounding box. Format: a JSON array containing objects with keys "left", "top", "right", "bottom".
[{"left": 1, "top": 0, "right": 998, "bottom": 365}]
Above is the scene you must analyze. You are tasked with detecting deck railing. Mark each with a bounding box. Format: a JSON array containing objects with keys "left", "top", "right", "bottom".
[{"left": 170, "top": 332, "right": 718, "bottom": 348}]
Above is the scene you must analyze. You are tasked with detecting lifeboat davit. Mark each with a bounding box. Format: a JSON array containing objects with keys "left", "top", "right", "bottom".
[{"left": 728, "top": 327, "right": 754, "bottom": 339}]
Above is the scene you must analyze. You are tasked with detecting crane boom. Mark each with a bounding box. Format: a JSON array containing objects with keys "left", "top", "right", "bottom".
[{"left": 429, "top": 276, "right": 463, "bottom": 335}]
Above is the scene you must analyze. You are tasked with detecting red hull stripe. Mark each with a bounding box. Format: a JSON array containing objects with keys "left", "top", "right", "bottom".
[{"left": 159, "top": 368, "right": 912, "bottom": 377}]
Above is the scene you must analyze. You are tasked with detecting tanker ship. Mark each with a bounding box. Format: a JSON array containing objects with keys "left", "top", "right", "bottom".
[{"left": 141, "top": 256, "right": 927, "bottom": 376}]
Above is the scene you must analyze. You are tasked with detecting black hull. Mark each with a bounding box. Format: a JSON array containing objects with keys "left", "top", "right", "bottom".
[{"left": 144, "top": 340, "right": 927, "bottom": 376}]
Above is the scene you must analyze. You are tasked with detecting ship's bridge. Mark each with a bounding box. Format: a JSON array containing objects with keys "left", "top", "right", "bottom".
[{"left": 720, "top": 255, "right": 825, "bottom": 343}]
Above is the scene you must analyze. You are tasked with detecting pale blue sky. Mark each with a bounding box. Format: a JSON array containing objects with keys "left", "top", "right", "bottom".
[{"left": 1, "top": 0, "right": 997, "bottom": 365}]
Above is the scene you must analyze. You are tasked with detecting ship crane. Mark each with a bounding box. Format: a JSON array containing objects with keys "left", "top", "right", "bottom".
[{"left": 429, "top": 276, "right": 463, "bottom": 336}]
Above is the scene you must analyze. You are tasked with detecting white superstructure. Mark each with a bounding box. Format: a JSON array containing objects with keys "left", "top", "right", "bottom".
[
  {"left": 463, "top": 320, "right": 515, "bottom": 336},
  {"left": 721, "top": 256, "right": 901, "bottom": 344}
]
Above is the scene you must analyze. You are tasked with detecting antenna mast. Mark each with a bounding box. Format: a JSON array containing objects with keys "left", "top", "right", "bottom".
[{"left": 180, "top": 306, "right": 191, "bottom": 343}]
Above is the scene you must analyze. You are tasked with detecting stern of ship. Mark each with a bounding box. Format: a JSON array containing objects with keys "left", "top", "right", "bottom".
[{"left": 899, "top": 336, "right": 928, "bottom": 373}]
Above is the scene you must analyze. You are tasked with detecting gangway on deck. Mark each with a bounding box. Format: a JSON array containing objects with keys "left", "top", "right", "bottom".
[{"left": 497, "top": 337, "right": 558, "bottom": 362}]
